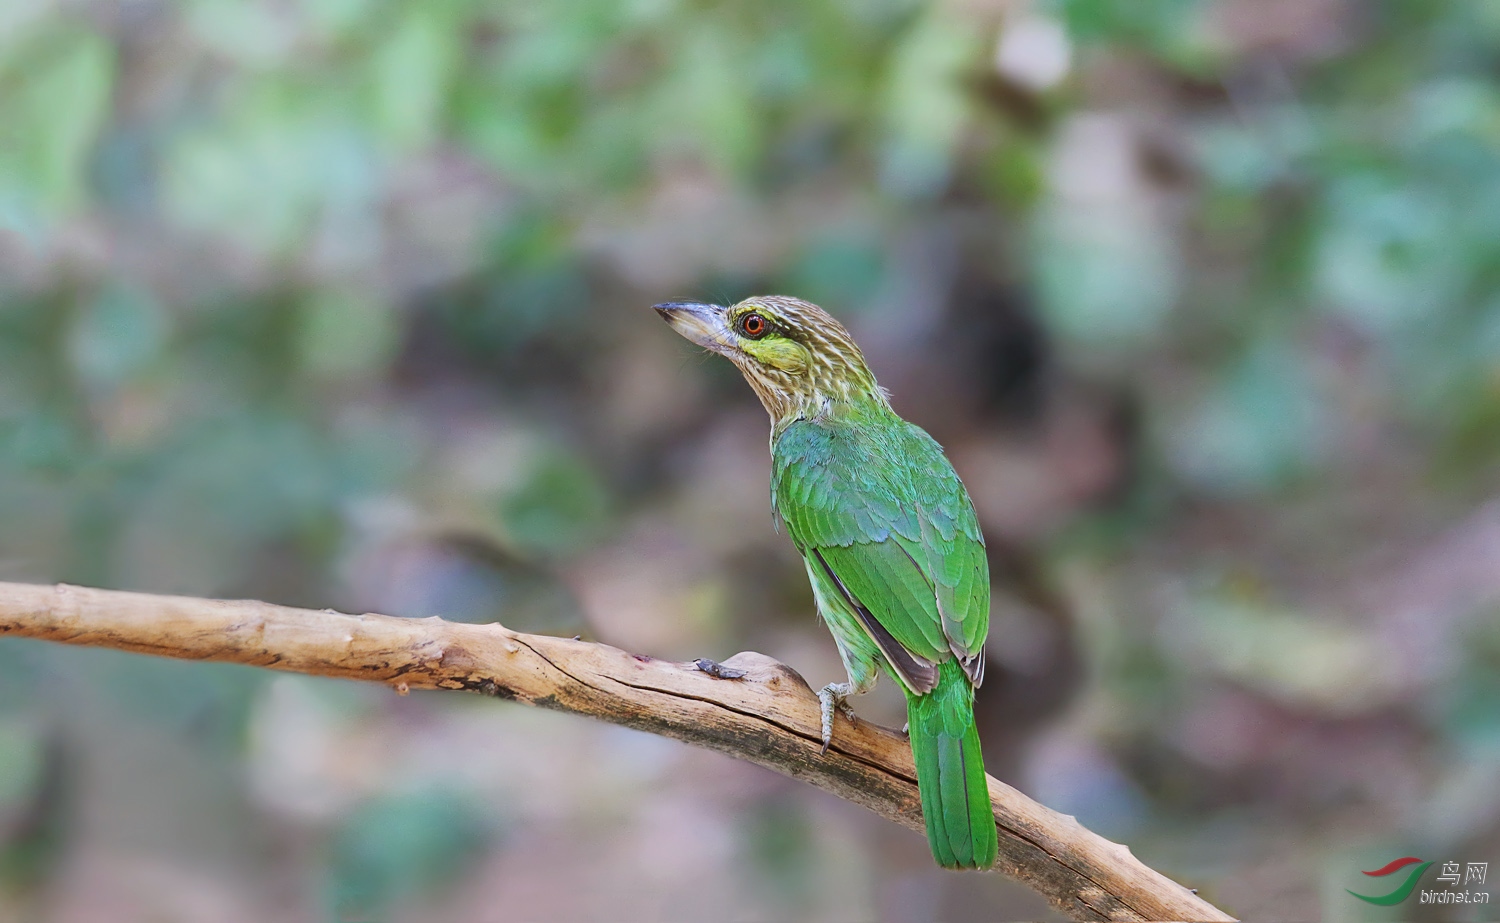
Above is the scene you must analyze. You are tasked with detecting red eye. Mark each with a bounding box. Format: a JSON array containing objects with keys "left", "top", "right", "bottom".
[{"left": 739, "top": 312, "right": 768, "bottom": 338}]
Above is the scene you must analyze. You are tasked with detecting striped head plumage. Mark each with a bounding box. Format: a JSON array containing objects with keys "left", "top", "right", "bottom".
[{"left": 654, "top": 296, "right": 887, "bottom": 427}]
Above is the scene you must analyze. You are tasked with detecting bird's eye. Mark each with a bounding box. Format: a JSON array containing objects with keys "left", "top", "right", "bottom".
[{"left": 738, "top": 312, "right": 769, "bottom": 339}]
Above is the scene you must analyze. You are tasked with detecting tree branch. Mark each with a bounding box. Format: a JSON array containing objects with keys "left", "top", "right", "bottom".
[{"left": 0, "top": 581, "right": 1231, "bottom": 922}]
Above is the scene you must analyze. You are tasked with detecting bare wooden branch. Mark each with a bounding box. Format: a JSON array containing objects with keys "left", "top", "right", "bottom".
[{"left": 0, "top": 581, "right": 1232, "bottom": 922}]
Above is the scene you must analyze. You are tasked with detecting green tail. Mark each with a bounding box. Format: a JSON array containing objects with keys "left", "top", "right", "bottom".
[{"left": 905, "top": 659, "right": 997, "bottom": 870}]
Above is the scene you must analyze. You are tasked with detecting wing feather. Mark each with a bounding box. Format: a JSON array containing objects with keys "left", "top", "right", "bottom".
[
  {"left": 810, "top": 549, "right": 938, "bottom": 692},
  {"left": 774, "top": 418, "right": 990, "bottom": 690}
]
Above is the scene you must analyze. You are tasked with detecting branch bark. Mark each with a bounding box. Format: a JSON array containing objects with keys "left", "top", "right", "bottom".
[{"left": 0, "top": 581, "right": 1232, "bottom": 922}]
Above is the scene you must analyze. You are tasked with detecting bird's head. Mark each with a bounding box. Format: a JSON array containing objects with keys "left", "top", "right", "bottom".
[{"left": 654, "top": 296, "right": 885, "bottom": 425}]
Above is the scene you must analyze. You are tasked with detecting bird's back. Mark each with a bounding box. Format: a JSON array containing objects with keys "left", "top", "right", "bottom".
[{"left": 771, "top": 412, "right": 990, "bottom": 679}]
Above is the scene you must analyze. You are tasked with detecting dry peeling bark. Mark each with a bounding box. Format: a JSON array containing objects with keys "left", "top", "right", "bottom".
[{"left": 0, "top": 581, "right": 1233, "bottom": 922}]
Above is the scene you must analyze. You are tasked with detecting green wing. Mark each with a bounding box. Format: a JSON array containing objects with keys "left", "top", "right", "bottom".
[{"left": 773, "top": 418, "right": 989, "bottom": 693}]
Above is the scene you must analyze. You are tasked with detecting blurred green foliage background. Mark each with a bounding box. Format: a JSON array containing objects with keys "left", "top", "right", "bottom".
[{"left": 2, "top": 0, "right": 1500, "bottom": 920}]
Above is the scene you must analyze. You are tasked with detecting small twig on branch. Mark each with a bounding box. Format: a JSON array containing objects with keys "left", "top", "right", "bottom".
[{"left": 0, "top": 581, "right": 1232, "bottom": 922}]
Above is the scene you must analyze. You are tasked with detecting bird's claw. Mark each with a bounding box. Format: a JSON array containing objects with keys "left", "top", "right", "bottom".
[
  {"left": 693, "top": 658, "right": 746, "bottom": 680},
  {"left": 817, "top": 682, "right": 854, "bottom": 754}
]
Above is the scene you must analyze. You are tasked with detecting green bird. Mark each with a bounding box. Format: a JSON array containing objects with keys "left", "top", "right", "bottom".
[{"left": 655, "top": 296, "right": 997, "bottom": 870}]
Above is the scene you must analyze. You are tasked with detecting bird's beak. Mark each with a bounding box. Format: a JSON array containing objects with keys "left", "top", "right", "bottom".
[{"left": 653, "top": 302, "right": 734, "bottom": 354}]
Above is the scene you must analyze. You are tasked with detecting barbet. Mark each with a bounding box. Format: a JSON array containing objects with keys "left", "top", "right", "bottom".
[{"left": 656, "top": 296, "right": 997, "bottom": 870}]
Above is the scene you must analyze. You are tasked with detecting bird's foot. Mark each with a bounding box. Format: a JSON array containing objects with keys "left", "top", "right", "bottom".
[
  {"left": 817, "top": 682, "right": 855, "bottom": 754},
  {"left": 900, "top": 721, "right": 909, "bottom": 737},
  {"left": 692, "top": 658, "right": 746, "bottom": 680}
]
